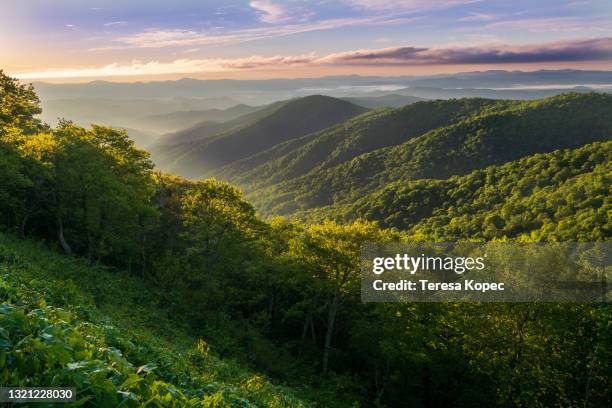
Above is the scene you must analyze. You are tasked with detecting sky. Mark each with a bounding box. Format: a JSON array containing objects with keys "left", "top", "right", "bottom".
[{"left": 2, "top": 0, "right": 612, "bottom": 82}]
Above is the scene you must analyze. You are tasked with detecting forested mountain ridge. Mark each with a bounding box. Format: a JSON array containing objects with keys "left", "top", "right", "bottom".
[
  {"left": 215, "top": 98, "right": 508, "bottom": 191},
  {"left": 341, "top": 94, "right": 426, "bottom": 108},
  {"left": 148, "top": 100, "right": 286, "bottom": 169},
  {"left": 296, "top": 141, "right": 611, "bottom": 241},
  {"left": 245, "top": 93, "right": 612, "bottom": 216},
  {"left": 152, "top": 95, "right": 367, "bottom": 178},
  {"left": 153, "top": 100, "right": 285, "bottom": 148}
]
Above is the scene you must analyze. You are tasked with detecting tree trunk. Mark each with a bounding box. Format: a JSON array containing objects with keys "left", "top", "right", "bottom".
[
  {"left": 19, "top": 205, "right": 34, "bottom": 239},
  {"left": 375, "top": 357, "right": 391, "bottom": 406},
  {"left": 19, "top": 213, "right": 29, "bottom": 239},
  {"left": 141, "top": 234, "right": 147, "bottom": 278},
  {"left": 57, "top": 217, "right": 72, "bottom": 255},
  {"left": 87, "top": 232, "right": 94, "bottom": 264},
  {"left": 322, "top": 293, "right": 339, "bottom": 375}
]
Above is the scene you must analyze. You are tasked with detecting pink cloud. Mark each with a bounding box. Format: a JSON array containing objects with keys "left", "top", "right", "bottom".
[
  {"left": 320, "top": 37, "right": 612, "bottom": 65},
  {"left": 15, "top": 37, "right": 612, "bottom": 79}
]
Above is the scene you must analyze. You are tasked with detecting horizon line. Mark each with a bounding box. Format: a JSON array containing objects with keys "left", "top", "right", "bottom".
[{"left": 21, "top": 68, "right": 612, "bottom": 86}]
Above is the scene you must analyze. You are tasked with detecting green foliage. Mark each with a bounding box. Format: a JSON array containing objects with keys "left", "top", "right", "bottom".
[
  {"left": 0, "top": 70, "right": 44, "bottom": 136},
  {"left": 245, "top": 93, "right": 612, "bottom": 216},
  {"left": 0, "top": 233, "right": 311, "bottom": 407},
  {"left": 301, "top": 141, "right": 612, "bottom": 241},
  {"left": 222, "top": 98, "right": 505, "bottom": 193},
  {"left": 1, "top": 120, "right": 157, "bottom": 266}
]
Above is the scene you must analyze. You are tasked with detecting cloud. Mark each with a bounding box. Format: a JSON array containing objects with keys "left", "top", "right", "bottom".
[
  {"left": 320, "top": 37, "right": 612, "bottom": 65},
  {"left": 104, "top": 21, "right": 128, "bottom": 27},
  {"left": 250, "top": 0, "right": 291, "bottom": 23},
  {"left": 13, "top": 55, "right": 318, "bottom": 79},
  {"left": 15, "top": 37, "right": 612, "bottom": 79},
  {"left": 15, "top": 60, "right": 225, "bottom": 79},
  {"left": 96, "top": 14, "right": 418, "bottom": 50}
]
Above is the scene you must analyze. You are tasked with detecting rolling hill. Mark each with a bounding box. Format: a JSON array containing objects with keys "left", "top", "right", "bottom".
[
  {"left": 153, "top": 95, "right": 367, "bottom": 178},
  {"left": 148, "top": 101, "right": 287, "bottom": 169},
  {"left": 135, "top": 104, "right": 263, "bottom": 133},
  {"left": 216, "top": 98, "right": 510, "bottom": 190},
  {"left": 241, "top": 93, "right": 612, "bottom": 216},
  {"left": 295, "top": 141, "right": 611, "bottom": 242},
  {"left": 342, "top": 94, "right": 426, "bottom": 108},
  {"left": 153, "top": 101, "right": 286, "bottom": 147}
]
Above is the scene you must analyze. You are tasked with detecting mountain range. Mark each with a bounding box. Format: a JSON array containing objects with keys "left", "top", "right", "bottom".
[
  {"left": 242, "top": 93, "right": 612, "bottom": 216},
  {"left": 150, "top": 92, "right": 611, "bottom": 223},
  {"left": 151, "top": 95, "right": 367, "bottom": 178},
  {"left": 34, "top": 70, "right": 612, "bottom": 148}
]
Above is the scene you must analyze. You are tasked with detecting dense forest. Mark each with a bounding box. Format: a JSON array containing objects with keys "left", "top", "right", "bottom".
[
  {"left": 1, "top": 70, "right": 610, "bottom": 407},
  {"left": 299, "top": 141, "right": 611, "bottom": 241},
  {"left": 153, "top": 91, "right": 611, "bottom": 219},
  {"left": 244, "top": 93, "right": 612, "bottom": 216}
]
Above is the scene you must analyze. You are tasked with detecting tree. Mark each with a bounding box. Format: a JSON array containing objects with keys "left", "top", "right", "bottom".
[
  {"left": 290, "top": 219, "right": 394, "bottom": 375},
  {"left": 0, "top": 70, "right": 43, "bottom": 136},
  {"left": 0, "top": 133, "right": 33, "bottom": 233},
  {"left": 182, "top": 179, "right": 261, "bottom": 271}
]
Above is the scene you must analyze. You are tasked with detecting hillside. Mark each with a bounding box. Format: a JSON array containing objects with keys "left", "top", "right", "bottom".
[
  {"left": 342, "top": 94, "right": 426, "bottom": 108},
  {"left": 154, "top": 95, "right": 367, "bottom": 178},
  {"left": 217, "top": 98, "right": 507, "bottom": 189},
  {"left": 151, "top": 101, "right": 285, "bottom": 146},
  {"left": 297, "top": 141, "right": 611, "bottom": 241},
  {"left": 39, "top": 96, "right": 240, "bottom": 128},
  {"left": 393, "top": 85, "right": 601, "bottom": 100},
  {"left": 246, "top": 93, "right": 612, "bottom": 216},
  {"left": 135, "top": 104, "right": 263, "bottom": 133},
  {"left": 0, "top": 232, "right": 310, "bottom": 407},
  {"left": 148, "top": 101, "right": 285, "bottom": 169}
]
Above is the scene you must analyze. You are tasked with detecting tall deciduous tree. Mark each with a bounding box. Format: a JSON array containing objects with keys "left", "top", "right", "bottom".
[
  {"left": 290, "top": 220, "right": 394, "bottom": 374},
  {"left": 0, "top": 70, "right": 43, "bottom": 136}
]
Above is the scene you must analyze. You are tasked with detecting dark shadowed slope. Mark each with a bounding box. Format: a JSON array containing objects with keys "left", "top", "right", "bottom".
[
  {"left": 217, "top": 98, "right": 508, "bottom": 190},
  {"left": 149, "top": 100, "right": 286, "bottom": 168}
]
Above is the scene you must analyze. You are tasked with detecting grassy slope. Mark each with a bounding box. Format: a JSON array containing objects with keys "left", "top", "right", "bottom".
[
  {"left": 248, "top": 93, "right": 612, "bottom": 216},
  {"left": 0, "top": 233, "right": 312, "bottom": 407}
]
